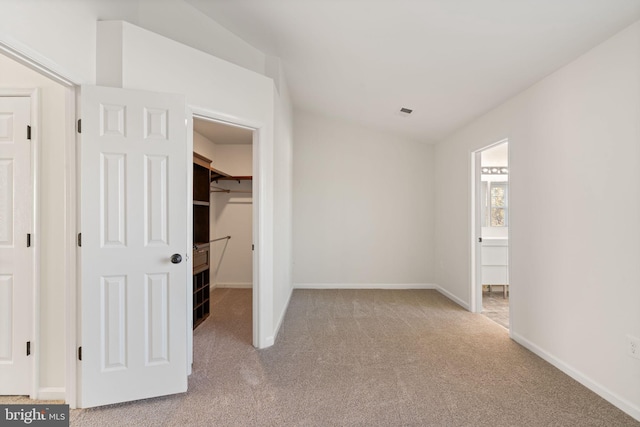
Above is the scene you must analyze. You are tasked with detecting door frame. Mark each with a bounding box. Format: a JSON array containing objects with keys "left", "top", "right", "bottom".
[
  {"left": 190, "top": 108, "right": 264, "bottom": 350},
  {"left": 0, "top": 40, "right": 78, "bottom": 400},
  {"left": 0, "top": 40, "right": 79, "bottom": 405},
  {"left": 0, "top": 87, "right": 39, "bottom": 398},
  {"left": 470, "top": 139, "right": 510, "bottom": 316}
]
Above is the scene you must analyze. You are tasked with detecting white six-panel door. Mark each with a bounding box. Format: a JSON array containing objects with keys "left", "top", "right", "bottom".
[
  {"left": 0, "top": 96, "right": 33, "bottom": 395},
  {"left": 80, "top": 86, "right": 188, "bottom": 408}
]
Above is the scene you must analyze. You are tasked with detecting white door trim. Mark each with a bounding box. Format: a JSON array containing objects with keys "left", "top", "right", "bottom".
[
  {"left": 66, "top": 85, "right": 79, "bottom": 408},
  {"left": 470, "top": 138, "right": 510, "bottom": 315},
  {"left": 190, "top": 107, "right": 267, "bottom": 349},
  {"left": 0, "top": 40, "right": 79, "bottom": 406},
  {"left": 0, "top": 42, "right": 77, "bottom": 88},
  {"left": 470, "top": 150, "right": 482, "bottom": 314}
]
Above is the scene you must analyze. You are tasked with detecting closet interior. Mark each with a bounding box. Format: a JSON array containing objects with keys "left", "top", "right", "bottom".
[{"left": 192, "top": 118, "right": 254, "bottom": 329}]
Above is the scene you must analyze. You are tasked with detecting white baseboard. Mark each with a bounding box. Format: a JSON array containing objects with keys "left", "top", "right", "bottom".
[
  {"left": 264, "top": 335, "right": 274, "bottom": 347},
  {"left": 294, "top": 283, "right": 439, "bottom": 290},
  {"left": 293, "top": 283, "right": 470, "bottom": 310},
  {"left": 512, "top": 332, "right": 640, "bottom": 422},
  {"left": 272, "top": 285, "right": 294, "bottom": 342},
  {"left": 213, "top": 282, "right": 253, "bottom": 289},
  {"left": 434, "top": 286, "right": 470, "bottom": 310},
  {"left": 37, "top": 387, "right": 65, "bottom": 401}
]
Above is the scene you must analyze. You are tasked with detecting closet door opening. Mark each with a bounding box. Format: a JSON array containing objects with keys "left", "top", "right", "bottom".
[{"left": 192, "top": 118, "right": 254, "bottom": 348}]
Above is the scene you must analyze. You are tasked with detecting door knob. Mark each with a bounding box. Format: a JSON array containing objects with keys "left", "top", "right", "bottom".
[{"left": 170, "top": 254, "right": 183, "bottom": 264}]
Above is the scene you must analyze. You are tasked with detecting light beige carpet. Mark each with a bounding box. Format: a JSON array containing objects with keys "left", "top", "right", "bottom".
[{"left": 6, "top": 289, "right": 640, "bottom": 426}]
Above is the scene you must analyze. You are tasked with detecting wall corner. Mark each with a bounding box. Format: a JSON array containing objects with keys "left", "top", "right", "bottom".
[{"left": 96, "top": 21, "right": 124, "bottom": 88}]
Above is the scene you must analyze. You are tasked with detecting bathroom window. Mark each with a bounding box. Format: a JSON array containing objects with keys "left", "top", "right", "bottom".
[{"left": 482, "top": 181, "right": 508, "bottom": 227}]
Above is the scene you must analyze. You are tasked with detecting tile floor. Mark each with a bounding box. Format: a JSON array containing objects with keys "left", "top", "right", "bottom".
[{"left": 482, "top": 286, "right": 509, "bottom": 329}]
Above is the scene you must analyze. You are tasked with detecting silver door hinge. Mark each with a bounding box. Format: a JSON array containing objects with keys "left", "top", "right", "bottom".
[
  {"left": 27, "top": 125, "right": 31, "bottom": 140},
  {"left": 77, "top": 233, "right": 82, "bottom": 247},
  {"left": 77, "top": 119, "right": 82, "bottom": 134},
  {"left": 27, "top": 234, "right": 31, "bottom": 247},
  {"left": 26, "top": 341, "right": 31, "bottom": 356}
]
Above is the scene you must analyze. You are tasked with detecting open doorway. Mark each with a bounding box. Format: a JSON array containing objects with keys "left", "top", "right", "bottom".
[
  {"left": 472, "top": 140, "right": 509, "bottom": 329},
  {"left": 191, "top": 117, "right": 254, "bottom": 347}
]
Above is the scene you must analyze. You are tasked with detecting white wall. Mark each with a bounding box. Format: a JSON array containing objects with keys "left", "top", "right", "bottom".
[
  {"left": 213, "top": 144, "right": 253, "bottom": 176},
  {"left": 293, "top": 110, "right": 435, "bottom": 286},
  {"left": 197, "top": 136, "right": 254, "bottom": 288},
  {"left": 0, "top": 1, "right": 267, "bottom": 84},
  {"left": 193, "top": 130, "right": 216, "bottom": 160},
  {"left": 0, "top": 0, "right": 139, "bottom": 83},
  {"left": 434, "top": 21, "right": 640, "bottom": 419},
  {"left": 0, "top": 54, "right": 67, "bottom": 394},
  {"left": 481, "top": 142, "right": 508, "bottom": 167},
  {"left": 136, "top": 0, "right": 266, "bottom": 75},
  {"left": 272, "top": 68, "right": 294, "bottom": 333},
  {"left": 211, "top": 179, "right": 253, "bottom": 287}
]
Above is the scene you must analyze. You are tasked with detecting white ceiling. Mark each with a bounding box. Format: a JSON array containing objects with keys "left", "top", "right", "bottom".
[
  {"left": 481, "top": 141, "right": 508, "bottom": 167},
  {"left": 193, "top": 118, "right": 253, "bottom": 144},
  {"left": 185, "top": 0, "right": 640, "bottom": 143}
]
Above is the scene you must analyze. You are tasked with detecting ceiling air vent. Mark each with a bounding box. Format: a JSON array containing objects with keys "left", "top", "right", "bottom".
[{"left": 400, "top": 107, "right": 413, "bottom": 114}]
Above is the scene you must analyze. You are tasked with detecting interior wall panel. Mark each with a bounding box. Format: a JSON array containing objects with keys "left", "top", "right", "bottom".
[
  {"left": 0, "top": 275, "right": 13, "bottom": 362},
  {"left": 144, "top": 273, "right": 169, "bottom": 365},
  {"left": 144, "top": 108, "right": 168, "bottom": 140},
  {"left": 101, "top": 153, "right": 126, "bottom": 247},
  {"left": 0, "top": 160, "right": 14, "bottom": 246},
  {"left": 0, "top": 113, "right": 13, "bottom": 142},
  {"left": 101, "top": 275, "right": 127, "bottom": 371},
  {"left": 144, "top": 155, "right": 168, "bottom": 247},
  {"left": 100, "top": 104, "right": 126, "bottom": 137}
]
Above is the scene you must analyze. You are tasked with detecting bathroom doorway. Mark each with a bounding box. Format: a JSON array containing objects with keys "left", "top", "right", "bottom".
[{"left": 472, "top": 141, "right": 509, "bottom": 329}]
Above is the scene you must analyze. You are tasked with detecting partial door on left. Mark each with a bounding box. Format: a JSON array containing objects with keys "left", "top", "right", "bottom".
[{"left": 0, "top": 96, "right": 33, "bottom": 395}]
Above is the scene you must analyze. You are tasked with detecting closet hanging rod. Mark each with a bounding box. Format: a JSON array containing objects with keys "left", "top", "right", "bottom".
[
  {"left": 211, "top": 185, "right": 230, "bottom": 193},
  {"left": 210, "top": 185, "right": 252, "bottom": 194},
  {"left": 210, "top": 236, "right": 231, "bottom": 243}
]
